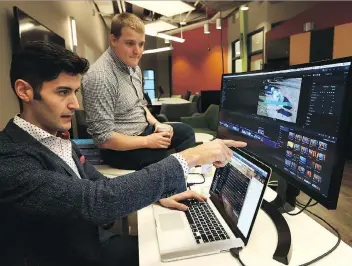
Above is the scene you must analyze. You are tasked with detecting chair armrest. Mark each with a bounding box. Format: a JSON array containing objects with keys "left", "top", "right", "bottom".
[
  {"left": 157, "top": 114, "right": 169, "bottom": 123},
  {"left": 181, "top": 115, "right": 208, "bottom": 128}
]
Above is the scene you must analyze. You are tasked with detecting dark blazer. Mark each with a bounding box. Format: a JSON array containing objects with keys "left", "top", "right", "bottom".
[{"left": 0, "top": 120, "right": 186, "bottom": 266}]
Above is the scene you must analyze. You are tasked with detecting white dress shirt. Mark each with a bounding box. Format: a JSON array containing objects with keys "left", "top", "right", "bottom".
[{"left": 13, "top": 115, "right": 81, "bottom": 179}]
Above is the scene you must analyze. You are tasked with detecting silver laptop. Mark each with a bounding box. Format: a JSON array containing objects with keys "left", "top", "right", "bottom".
[{"left": 153, "top": 148, "right": 272, "bottom": 262}]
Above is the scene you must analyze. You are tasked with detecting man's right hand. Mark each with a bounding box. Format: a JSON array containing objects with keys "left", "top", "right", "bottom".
[
  {"left": 179, "top": 139, "right": 247, "bottom": 168},
  {"left": 145, "top": 132, "right": 171, "bottom": 149}
]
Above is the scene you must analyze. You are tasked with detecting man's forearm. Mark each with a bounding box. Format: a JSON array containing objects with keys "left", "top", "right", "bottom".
[
  {"left": 144, "top": 106, "right": 159, "bottom": 126},
  {"left": 99, "top": 132, "right": 148, "bottom": 151}
]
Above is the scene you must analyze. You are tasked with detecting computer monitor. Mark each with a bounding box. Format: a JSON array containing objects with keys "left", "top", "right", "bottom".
[
  {"left": 200, "top": 90, "right": 221, "bottom": 112},
  {"left": 217, "top": 58, "right": 352, "bottom": 210}
]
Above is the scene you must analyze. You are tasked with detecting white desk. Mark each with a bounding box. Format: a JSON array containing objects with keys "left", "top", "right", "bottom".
[
  {"left": 151, "top": 98, "right": 190, "bottom": 106},
  {"left": 138, "top": 174, "right": 352, "bottom": 266},
  {"left": 195, "top": 133, "right": 214, "bottom": 143}
]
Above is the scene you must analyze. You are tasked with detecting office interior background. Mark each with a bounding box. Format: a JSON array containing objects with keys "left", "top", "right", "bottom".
[{"left": 0, "top": 0, "right": 352, "bottom": 247}]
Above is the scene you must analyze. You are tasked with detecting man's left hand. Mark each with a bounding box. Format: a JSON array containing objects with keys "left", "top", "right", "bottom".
[
  {"left": 159, "top": 190, "right": 207, "bottom": 211},
  {"left": 154, "top": 123, "right": 174, "bottom": 140}
]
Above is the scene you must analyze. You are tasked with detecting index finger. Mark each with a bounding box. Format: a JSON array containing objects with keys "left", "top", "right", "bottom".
[{"left": 222, "top": 140, "right": 247, "bottom": 148}]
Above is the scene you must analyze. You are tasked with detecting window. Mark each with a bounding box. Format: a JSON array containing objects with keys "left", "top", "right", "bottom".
[
  {"left": 247, "top": 28, "right": 264, "bottom": 71},
  {"left": 143, "top": 70, "right": 155, "bottom": 99},
  {"left": 231, "top": 39, "right": 242, "bottom": 73}
]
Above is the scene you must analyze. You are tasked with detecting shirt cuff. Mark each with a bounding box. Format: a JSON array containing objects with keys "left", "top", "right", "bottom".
[{"left": 171, "top": 153, "right": 189, "bottom": 177}]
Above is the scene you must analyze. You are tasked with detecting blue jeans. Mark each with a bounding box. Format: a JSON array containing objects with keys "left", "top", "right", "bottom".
[{"left": 101, "top": 123, "right": 195, "bottom": 170}]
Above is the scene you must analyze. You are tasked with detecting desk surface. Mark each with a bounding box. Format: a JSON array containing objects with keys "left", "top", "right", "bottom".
[
  {"left": 151, "top": 98, "right": 190, "bottom": 106},
  {"left": 138, "top": 174, "right": 352, "bottom": 266}
]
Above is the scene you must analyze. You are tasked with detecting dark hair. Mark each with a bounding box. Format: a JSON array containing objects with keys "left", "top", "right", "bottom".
[{"left": 10, "top": 41, "right": 89, "bottom": 111}]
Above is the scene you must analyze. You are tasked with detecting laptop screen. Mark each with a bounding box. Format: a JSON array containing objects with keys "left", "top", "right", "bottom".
[{"left": 209, "top": 149, "right": 270, "bottom": 243}]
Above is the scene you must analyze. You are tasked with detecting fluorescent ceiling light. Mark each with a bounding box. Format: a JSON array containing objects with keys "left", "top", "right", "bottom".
[
  {"left": 145, "top": 20, "right": 178, "bottom": 33},
  {"left": 143, "top": 46, "right": 173, "bottom": 54},
  {"left": 71, "top": 18, "right": 78, "bottom": 46},
  {"left": 145, "top": 31, "right": 185, "bottom": 43},
  {"left": 157, "top": 33, "right": 185, "bottom": 43},
  {"left": 126, "top": 0, "right": 195, "bottom": 17},
  {"left": 240, "top": 5, "right": 249, "bottom": 11}
]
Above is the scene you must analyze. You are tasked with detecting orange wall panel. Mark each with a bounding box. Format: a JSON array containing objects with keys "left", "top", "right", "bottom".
[
  {"left": 290, "top": 32, "right": 311, "bottom": 65},
  {"left": 333, "top": 23, "right": 352, "bottom": 59},
  {"left": 172, "top": 22, "right": 228, "bottom": 96}
]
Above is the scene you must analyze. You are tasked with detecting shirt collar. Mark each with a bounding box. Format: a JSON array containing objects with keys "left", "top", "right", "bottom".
[
  {"left": 107, "top": 46, "right": 137, "bottom": 74},
  {"left": 13, "top": 114, "right": 56, "bottom": 141}
]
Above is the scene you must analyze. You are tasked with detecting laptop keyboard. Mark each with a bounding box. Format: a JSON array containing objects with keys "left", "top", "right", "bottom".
[{"left": 183, "top": 199, "right": 230, "bottom": 244}]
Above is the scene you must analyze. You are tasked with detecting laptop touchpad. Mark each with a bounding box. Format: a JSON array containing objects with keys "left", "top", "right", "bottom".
[{"left": 159, "top": 213, "right": 185, "bottom": 231}]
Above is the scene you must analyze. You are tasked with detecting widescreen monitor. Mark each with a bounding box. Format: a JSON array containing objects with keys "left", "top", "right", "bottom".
[{"left": 217, "top": 58, "right": 352, "bottom": 209}]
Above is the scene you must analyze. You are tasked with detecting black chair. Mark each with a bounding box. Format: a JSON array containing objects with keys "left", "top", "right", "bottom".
[
  {"left": 184, "top": 90, "right": 191, "bottom": 101},
  {"left": 75, "top": 110, "right": 91, "bottom": 139},
  {"left": 143, "top": 92, "right": 152, "bottom": 105},
  {"left": 159, "top": 103, "right": 198, "bottom": 122}
]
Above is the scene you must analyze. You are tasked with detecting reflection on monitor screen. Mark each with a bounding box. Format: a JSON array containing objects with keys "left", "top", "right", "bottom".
[
  {"left": 217, "top": 59, "right": 352, "bottom": 209},
  {"left": 257, "top": 78, "right": 302, "bottom": 123}
]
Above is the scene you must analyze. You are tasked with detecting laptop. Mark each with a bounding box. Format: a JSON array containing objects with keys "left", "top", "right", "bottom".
[{"left": 153, "top": 147, "right": 272, "bottom": 262}]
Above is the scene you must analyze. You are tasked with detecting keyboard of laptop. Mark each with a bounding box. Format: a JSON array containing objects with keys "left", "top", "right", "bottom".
[{"left": 183, "top": 199, "right": 230, "bottom": 244}]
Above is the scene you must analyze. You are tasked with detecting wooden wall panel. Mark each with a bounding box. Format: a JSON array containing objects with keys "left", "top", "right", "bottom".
[
  {"left": 290, "top": 32, "right": 311, "bottom": 65},
  {"left": 333, "top": 23, "right": 352, "bottom": 58}
]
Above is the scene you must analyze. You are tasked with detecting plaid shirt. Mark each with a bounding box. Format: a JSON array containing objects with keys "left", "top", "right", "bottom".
[{"left": 82, "top": 47, "right": 148, "bottom": 145}]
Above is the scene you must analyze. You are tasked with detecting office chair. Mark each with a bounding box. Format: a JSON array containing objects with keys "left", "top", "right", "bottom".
[{"left": 184, "top": 90, "right": 191, "bottom": 101}]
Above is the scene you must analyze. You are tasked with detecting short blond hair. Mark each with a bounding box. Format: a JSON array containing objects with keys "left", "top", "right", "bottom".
[{"left": 111, "top": 13, "right": 145, "bottom": 37}]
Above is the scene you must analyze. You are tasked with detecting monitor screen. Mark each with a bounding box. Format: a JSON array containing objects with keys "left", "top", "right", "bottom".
[
  {"left": 200, "top": 90, "right": 221, "bottom": 112},
  {"left": 210, "top": 149, "right": 270, "bottom": 243},
  {"left": 217, "top": 59, "right": 352, "bottom": 209},
  {"left": 13, "top": 7, "right": 65, "bottom": 50}
]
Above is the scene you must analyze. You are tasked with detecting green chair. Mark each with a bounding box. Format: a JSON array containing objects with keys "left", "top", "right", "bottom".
[{"left": 181, "top": 104, "right": 219, "bottom": 137}]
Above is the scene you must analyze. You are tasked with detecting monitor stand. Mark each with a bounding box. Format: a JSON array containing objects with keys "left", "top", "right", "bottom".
[{"left": 260, "top": 175, "right": 299, "bottom": 265}]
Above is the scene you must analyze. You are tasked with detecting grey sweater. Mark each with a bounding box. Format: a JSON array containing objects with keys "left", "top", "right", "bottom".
[{"left": 0, "top": 120, "right": 186, "bottom": 266}]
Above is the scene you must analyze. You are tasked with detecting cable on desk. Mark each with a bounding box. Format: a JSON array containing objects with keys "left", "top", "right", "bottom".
[
  {"left": 283, "top": 198, "right": 313, "bottom": 216},
  {"left": 230, "top": 247, "right": 246, "bottom": 266},
  {"left": 298, "top": 208, "right": 341, "bottom": 266},
  {"left": 296, "top": 199, "right": 318, "bottom": 208},
  {"left": 186, "top": 173, "right": 205, "bottom": 190}
]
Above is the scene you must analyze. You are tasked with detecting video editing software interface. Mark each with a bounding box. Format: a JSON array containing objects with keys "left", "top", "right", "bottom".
[
  {"left": 210, "top": 151, "right": 269, "bottom": 238},
  {"left": 217, "top": 62, "right": 351, "bottom": 198}
]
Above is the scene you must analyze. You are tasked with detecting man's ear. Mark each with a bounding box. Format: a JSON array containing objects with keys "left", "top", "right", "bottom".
[
  {"left": 14, "top": 79, "right": 34, "bottom": 104},
  {"left": 110, "top": 34, "right": 119, "bottom": 47}
]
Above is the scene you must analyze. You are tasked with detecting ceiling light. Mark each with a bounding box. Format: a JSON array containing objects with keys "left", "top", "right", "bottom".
[
  {"left": 180, "top": 21, "right": 187, "bottom": 26},
  {"left": 240, "top": 5, "right": 249, "bottom": 11},
  {"left": 143, "top": 46, "right": 173, "bottom": 54},
  {"left": 216, "top": 18, "right": 221, "bottom": 30},
  {"left": 145, "top": 20, "right": 177, "bottom": 34},
  {"left": 145, "top": 29, "right": 158, "bottom": 36},
  {"left": 70, "top": 17, "right": 77, "bottom": 53},
  {"left": 204, "top": 23, "right": 210, "bottom": 34},
  {"left": 156, "top": 33, "right": 185, "bottom": 43},
  {"left": 126, "top": 1, "right": 194, "bottom": 17}
]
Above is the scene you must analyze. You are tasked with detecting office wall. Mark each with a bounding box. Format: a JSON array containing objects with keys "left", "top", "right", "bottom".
[
  {"left": 0, "top": 1, "right": 109, "bottom": 129},
  {"left": 266, "top": 1, "right": 352, "bottom": 41},
  {"left": 140, "top": 36, "right": 171, "bottom": 97},
  {"left": 227, "top": 1, "right": 314, "bottom": 71},
  {"left": 172, "top": 21, "right": 228, "bottom": 96}
]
